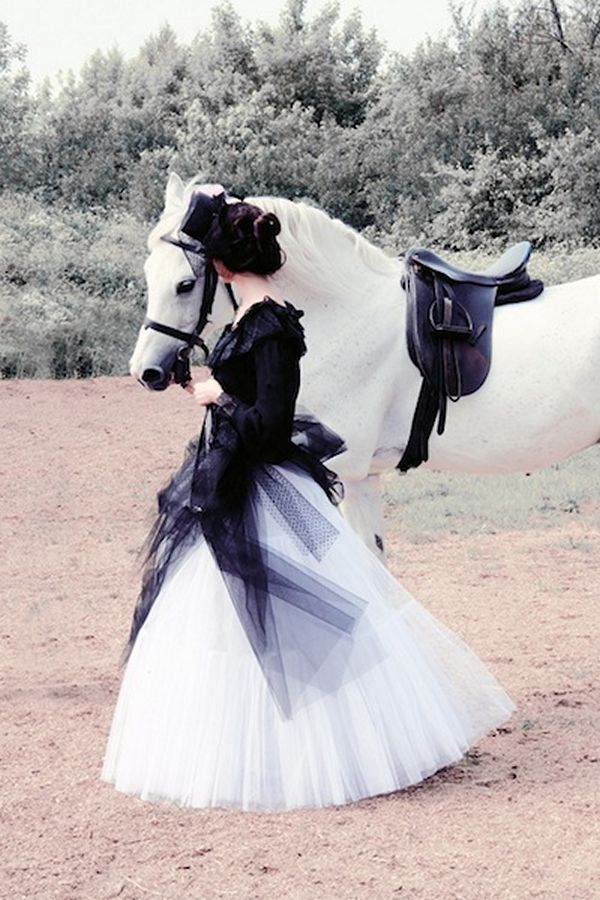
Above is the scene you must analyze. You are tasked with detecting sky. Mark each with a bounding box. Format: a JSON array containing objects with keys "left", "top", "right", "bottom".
[{"left": 3, "top": 0, "right": 519, "bottom": 86}]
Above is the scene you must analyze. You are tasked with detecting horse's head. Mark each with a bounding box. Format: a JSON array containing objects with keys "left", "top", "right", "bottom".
[{"left": 129, "top": 174, "right": 239, "bottom": 391}]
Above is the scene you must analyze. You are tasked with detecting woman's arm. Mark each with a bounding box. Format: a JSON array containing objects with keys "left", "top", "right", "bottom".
[{"left": 193, "top": 334, "right": 301, "bottom": 463}]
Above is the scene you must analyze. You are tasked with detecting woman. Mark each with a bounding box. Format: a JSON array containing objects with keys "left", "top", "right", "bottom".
[{"left": 101, "top": 195, "right": 514, "bottom": 811}]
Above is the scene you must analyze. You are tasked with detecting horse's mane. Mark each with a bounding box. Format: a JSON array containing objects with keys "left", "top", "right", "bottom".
[
  {"left": 148, "top": 181, "right": 401, "bottom": 300},
  {"left": 249, "top": 196, "right": 401, "bottom": 299}
]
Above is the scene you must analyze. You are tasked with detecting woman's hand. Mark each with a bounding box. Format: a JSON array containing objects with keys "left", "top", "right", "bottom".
[
  {"left": 181, "top": 366, "right": 210, "bottom": 390},
  {"left": 191, "top": 376, "right": 223, "bottom": 407},
  {"left": 182, "top": 367, "right": 223, "bottom": 405}
]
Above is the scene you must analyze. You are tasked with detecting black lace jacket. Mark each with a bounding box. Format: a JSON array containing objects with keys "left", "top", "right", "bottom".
[{"left": 189, "top": 298, "right": 344, "bottom": 513}]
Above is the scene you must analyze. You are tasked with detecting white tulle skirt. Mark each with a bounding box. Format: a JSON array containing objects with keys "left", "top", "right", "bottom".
[{"left": 101, "top": 463, "right": 514, "bottom": 811}]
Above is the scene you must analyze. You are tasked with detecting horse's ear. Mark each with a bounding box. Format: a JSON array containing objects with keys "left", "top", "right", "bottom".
[{"left": 164, "top": 172, "right": 185, "bottom": 216}]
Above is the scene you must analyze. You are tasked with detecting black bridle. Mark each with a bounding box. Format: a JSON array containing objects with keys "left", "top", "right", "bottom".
[{"left": 143, "top": 233, "right": 238, "bottom": 387}]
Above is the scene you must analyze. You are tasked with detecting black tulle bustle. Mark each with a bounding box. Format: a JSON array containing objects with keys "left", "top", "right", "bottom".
[{"left": 124, "top": 416, "right": 361, "bottom": 717}]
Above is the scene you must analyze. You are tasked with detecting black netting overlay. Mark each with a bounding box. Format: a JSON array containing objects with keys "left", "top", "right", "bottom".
[
  {"left": 255, "top": 465, "right": 339, "bottom": 561},
  {"left": 204, "top": 469, "right": 367, "bottom": 718}
]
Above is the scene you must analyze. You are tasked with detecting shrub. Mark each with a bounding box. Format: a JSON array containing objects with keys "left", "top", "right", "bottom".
[{"left": 0, "top": 192, "right": 148, "bottom": 377}]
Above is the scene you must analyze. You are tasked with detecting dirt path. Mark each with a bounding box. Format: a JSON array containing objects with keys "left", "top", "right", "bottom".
[{"left": 2, "top": 377, "right": 599, "bottom": 900}]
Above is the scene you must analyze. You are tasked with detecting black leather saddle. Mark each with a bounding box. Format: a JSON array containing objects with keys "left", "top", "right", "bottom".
[{"left": 398, "top": 241, "right": 544, "bottom": 472}]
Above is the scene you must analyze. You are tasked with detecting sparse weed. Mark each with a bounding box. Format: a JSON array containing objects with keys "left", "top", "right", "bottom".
[{"left": 383, "top": 447, "right": 600, "bottom": 540}]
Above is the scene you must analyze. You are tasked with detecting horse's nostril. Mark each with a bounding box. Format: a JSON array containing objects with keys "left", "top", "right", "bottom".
[{"left": 141, "top": 366, "right": 165, "bottom": 384}]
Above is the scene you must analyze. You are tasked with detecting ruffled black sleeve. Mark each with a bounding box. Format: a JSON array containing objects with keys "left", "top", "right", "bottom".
[{"left": 215, "top": 333, "right": 301, "bottom": 463}]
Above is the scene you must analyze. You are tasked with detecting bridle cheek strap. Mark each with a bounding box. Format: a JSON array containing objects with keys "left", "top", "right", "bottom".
[{"left": 143, "top": 250, "right": 237, "bottom": 388}]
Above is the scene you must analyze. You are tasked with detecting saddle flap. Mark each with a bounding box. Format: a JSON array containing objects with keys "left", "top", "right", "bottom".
[{"left": 405, "top": 260, "right": 495, "bottom": 399}]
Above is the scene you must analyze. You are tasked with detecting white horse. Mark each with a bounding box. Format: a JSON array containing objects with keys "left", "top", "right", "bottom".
[{"left": 130, "top": 174, "right": 600, "bottom": 553}]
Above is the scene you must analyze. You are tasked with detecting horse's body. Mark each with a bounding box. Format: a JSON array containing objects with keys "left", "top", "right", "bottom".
[{"left": 130, "top": 175, "right": 600, "bottom": 551}]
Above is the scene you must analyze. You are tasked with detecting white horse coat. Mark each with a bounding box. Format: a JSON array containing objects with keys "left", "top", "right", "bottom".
[{"left": 130, "top": 176, "right": 600, "bottom": 550}]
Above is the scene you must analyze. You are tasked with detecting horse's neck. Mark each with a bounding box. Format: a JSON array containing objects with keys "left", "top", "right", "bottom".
[{"left": 250, "top": 195, "right": 405, "bottom": 336}]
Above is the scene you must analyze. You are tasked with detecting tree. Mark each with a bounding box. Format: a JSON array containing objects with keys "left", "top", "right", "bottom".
[
  {"left": 427, "top": 144, "right": 553, "bottom": 248},
  {"left": 360, "top": 39, "right": 472, "bottom": 240},
  {"left": 185, "top": 2, "right": 258, "bottom": 113},
  {"left": 177, "top": 84, "right": 323, "bottom": 199},
  {"left": 39, "top": 28, "right": 189, "bottom": 207},
  {"left": 253, "top": 0, "right": 381, "bottom": 126},
  {"left": 125, "top": 25, "right": 190, "bottom": 157},
  {"left": 535, "top": 126, "right": 600, "bottom": 244},
  {"left": 0, "top": 23, "right": 36, "bottom": 190},
  {"left": 39, "top": 50, "right": 131, "bottom": 205}
]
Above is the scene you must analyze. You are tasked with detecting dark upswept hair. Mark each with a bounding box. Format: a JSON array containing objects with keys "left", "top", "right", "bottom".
[{"left": 203, "top": 201, "right": 284, "bottom": 276}]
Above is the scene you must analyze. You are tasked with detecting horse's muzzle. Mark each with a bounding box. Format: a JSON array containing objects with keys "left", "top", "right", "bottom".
[{"left": 139, "top": 365, "right": 170, "bottom": 391}]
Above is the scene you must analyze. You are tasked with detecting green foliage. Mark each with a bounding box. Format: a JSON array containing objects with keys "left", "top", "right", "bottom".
[
  {"left": 0, "top": 193, "right": 146, "bottom": 378},
  {"left": 428, "top": 146, "right": 552, "bottom": 249},
  {"left": 125, "top": 146, "right": 179, "bottom": 222},
  {"left": 186, "top": 3, "right": 259, "bottom": 112},
  {"left": 178, "top": 87, "right": 323, "bottom": 198},
  {"left": 0, "top": 23, "right": 37, "bottom": 190},
  {"left": 2, "top": 1, "right": 600, "bottom": 378},
  {"left": 535, "top": 127, "right": 600, "bottom": 244},
  {"left": 4, "top": 0, "right": 600, "bottom": 244},
  {"left": 36, "top": 28, "right": 189, "bottom": 208},
  {"left": 253, "top": 0, "right": 381, "bottom": 127},
  {"left": 527, "top": 244, "right": 600, "bottom": 285},
  {"left": 360, "top": 0, "right": 600, "bottom": 247}
]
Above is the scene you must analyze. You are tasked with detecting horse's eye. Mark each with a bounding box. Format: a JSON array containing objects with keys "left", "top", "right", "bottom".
[{"left": 176, "top": 279, "right": 196, "bottom": 295}]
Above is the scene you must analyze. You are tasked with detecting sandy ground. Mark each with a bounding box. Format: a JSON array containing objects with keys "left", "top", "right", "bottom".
[{"left": 1, "top": 376, "right": 599, "bottom": 900}]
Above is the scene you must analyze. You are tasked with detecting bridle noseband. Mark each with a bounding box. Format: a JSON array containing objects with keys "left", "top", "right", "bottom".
[{"left": 143, "top": 233, "right": 238, "bottom": 388}]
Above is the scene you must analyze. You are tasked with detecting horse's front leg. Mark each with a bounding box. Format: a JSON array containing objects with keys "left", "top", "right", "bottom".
[{"left": 339, "top": 474, "right": 386, "bottom": 562}]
